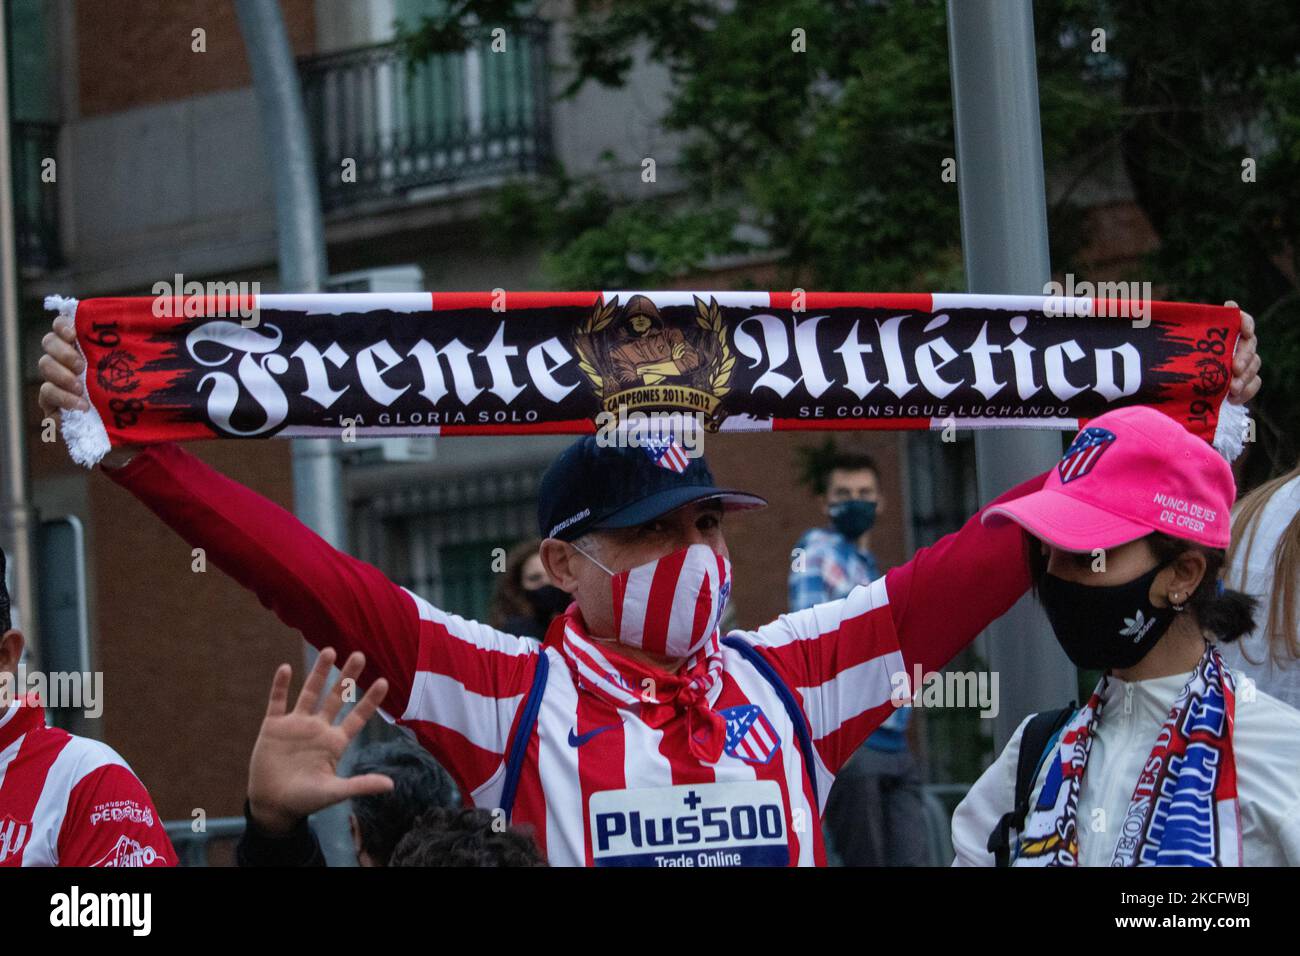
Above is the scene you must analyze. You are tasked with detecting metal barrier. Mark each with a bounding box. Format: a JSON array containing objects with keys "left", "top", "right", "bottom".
[
  {"left": 164, "top": 817, "right": 246, "bottom": 868},
  {"left": 921, "top": 783, "right": 971, "bottom": 866},
  {"left": 168, "top": 785, "right": 973, "bottom": 867}
]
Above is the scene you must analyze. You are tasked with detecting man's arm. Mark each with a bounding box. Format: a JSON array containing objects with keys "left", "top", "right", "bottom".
[
  {"left": 236, "top": 798, "right": 327, "bottom": 867},
  {"left": 57, "top": 762, "right": 178, "bottom": 867},
  {"left": 104, "top": 443, "right": 540, "bottom": 798},
  {"left": 104, "top": 442, "right": 424, "bottom": 712},
  {"left": 746, "top": 471, "right": 1046, "bottom": 775},
  {"left": 884, "top": 470, "right": 1044, "bottom": 677},
  {"left": 239, "top": 649, "right": 392, "bottom": 868}
]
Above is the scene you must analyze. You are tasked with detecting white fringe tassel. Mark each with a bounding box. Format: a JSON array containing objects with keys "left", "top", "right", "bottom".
[
  {"left": 43, "top": 295, "right": 111, "bottom": 468},
  {"left": 1212, "top": 399, "right": 1249, "bottom": 462}
]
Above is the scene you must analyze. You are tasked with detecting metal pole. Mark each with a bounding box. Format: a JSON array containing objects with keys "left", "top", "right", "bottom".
[
  {"left": 0, "top": 0, "right": 40, "bottom": 659},
  {"left": 946, "top": 0, "right": 1077, "bottom": 750},
  {"left": 234, "top": 0, "right": 354, "bottom": 864}
]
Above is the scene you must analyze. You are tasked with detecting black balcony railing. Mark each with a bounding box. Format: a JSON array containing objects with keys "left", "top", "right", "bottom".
[
  {"left": 12, "top": 121, "right": 61, "bottom": 271},
  {"left": 299, "top": 21, "right": 552, "bottom": 215}
]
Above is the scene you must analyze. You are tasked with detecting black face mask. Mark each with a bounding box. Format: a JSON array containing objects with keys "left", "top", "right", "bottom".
[
  {"left": 1038, "top": 562, "right": 1178, "bottom": 670},
  {"left": 524, "top": 584, "right": 571, "bottom": 620},
  {"left": 829, "top": 499, "right": 877, "bottom": 540}
]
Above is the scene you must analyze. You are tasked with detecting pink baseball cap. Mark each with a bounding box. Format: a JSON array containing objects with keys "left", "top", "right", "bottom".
[{"left": 982, "top": 405, "right": 1236, "bottom": 551}]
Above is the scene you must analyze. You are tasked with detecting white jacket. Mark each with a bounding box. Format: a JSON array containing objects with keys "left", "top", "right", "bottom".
[
  {"left": 1219, "top": 474, "right": 1300, "bottom": 709},
  {"left": 951, "top": 664, "right": 1300, "bottom": 866}
]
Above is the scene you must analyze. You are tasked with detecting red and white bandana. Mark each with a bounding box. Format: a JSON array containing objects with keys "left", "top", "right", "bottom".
[{"left": 556, "top": 612, "right": 728, "bottom": 763}]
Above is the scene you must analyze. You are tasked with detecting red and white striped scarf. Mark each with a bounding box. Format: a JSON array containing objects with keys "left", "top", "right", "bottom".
[
  {"left": 553, "top": 612, "right": 728, "bottom": 764},
  {"left": 1017, "top": 645, "right": 1241, "bottom": 866}
]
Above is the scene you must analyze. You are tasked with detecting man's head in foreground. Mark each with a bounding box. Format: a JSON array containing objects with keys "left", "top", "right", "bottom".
[
  {"left": 0, "top": 549, "right": 24, "bottom": 699},
  {"left": 535, "top": 434, "right": 765, "bottom": 660},
  {"left": 348, "top": 737, "right": 459, "bottom": 866},
  {"left": 388, "top": 807, "right": 546, "bottom": 867}
]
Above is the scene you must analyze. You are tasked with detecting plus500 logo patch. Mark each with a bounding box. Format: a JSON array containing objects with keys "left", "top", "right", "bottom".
[{"left": 589, "top": 780, "right": 789, "bottom": 867}]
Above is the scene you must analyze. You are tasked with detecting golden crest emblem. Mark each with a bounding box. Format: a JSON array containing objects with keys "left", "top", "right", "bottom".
[{"left": 572, "top": 294, "right": 735, "bottom": 429}]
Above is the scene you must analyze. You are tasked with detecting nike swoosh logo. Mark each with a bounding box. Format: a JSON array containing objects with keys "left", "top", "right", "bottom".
[{"left": 568, "top": 722, "right": 621, "bottom": 747}]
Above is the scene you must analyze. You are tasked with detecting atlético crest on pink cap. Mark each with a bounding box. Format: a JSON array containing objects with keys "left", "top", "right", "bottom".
[
  {"left": 1058, "top": 427, "right": 1117, "bottom": 483},
  {"left": 980, "top": 405, "right": 1237, "bottom": 552}
]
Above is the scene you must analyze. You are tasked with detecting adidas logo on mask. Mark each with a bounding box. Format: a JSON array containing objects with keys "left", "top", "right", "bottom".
[{"left": 1120, "top": 610, "right": 1156, "bottom": 643}]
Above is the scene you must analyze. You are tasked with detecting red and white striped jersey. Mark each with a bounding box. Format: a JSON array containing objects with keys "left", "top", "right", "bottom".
[
  {"left": 406, "top": 577, "right": 900, "bottom": 865},
  {"left": 0, "top": 698, "right": 177, "bottom": 867},
  {"left": 112, "top": 442, "right": 1043, "bottom": 867}
]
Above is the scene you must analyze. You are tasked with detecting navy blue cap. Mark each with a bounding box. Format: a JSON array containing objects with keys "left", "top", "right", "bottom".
[{"left": 537, "top": 436, "right": 766, "bottom": 541}]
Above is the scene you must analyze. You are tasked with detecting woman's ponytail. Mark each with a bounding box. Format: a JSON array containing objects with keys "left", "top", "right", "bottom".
[
  {"left": 1197, "top": 581, "right": 1260, "bottom": 644},
  {"left": 1150, "top": 534, "right": 1258, "bottom": 643}
]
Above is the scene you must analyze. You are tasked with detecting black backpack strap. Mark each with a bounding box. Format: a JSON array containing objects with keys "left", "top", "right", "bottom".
[
  {"left": 721, "top": 635, "right": 820, "bottom": 806},
  {"left": 987, "top": 703, "right": 1075, "bottom": 867},
  {"left": 499, "top": 650, "right": 549, "bottom": 822}
]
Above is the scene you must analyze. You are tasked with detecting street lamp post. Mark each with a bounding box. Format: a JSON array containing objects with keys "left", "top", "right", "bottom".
[{"left": 946, "top": 0, "right": 1078, "bottom": 750}]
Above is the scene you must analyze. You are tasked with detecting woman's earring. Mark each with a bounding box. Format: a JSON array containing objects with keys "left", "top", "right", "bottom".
[{"left": 1171, "top": 591, "right": 1187, "bottom": 612}]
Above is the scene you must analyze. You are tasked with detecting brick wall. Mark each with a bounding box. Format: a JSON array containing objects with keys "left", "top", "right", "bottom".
[
  {"left": 86, "top": 441, "right": 301, "bottom": 823},
  {"left": 28, "top": 382, "right": 300, "bottom": 822},
  {"left": 76, "top": 0, "right": 317, "bottom": 117},
  {"left": 705, "top": 430, "right": 908, "bottom": 632}
]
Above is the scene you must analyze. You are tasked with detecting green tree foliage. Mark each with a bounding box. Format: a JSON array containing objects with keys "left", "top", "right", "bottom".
[
  {"left": 403, "top": 0, "right": 1300, "bottom": 480},
  {"left": 1035, "top": 0, "right": 1300, "bottom": 483}
]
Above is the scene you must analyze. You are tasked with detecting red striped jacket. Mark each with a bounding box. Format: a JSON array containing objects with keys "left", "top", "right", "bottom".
[
  {"left": 0, "top": 698, "right": 176, "bottom": 866},
  {"left": 111, "top": 443, "right": 1042, "bottom": 866}
]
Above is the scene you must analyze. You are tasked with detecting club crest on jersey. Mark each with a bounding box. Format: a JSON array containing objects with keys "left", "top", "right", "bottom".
[
  {"left": 721, "top": 704, "right": 780, "bottom": 765},
  {"left": 1058, "top": 427, "right": 1116, "bottom": 484},
  {"left": 0, "top": 815, "right": 32, "bottom": 864}
]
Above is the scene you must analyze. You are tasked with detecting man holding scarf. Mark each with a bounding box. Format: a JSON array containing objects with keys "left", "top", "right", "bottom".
[{"left": 35, "top": 309, "right": 1261, "bottom": 866}]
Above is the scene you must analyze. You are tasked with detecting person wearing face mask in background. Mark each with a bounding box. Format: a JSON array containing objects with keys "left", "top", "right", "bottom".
[
  {"left": 788, "top": 446, "right": 925, "bottom": 867},
  {"left": 952, "top": 404, "right": 1300, "bottom": 867},
  {"left": 490, "top": 539, "right": 572, "bottom": 639}
]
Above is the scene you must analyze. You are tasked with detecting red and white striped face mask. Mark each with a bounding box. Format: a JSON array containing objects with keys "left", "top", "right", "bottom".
[{"left": 578, "top": 542, "right": 732, "bottom": 659}]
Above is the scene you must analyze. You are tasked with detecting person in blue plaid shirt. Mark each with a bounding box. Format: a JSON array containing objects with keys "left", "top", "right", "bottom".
[{"left": 789, "top": 444, "right": 927, "bottom": 866}]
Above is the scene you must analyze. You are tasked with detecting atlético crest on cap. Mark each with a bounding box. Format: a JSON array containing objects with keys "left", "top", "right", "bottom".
[
  {"left": 643, "top": 435, "right": 689, "bottom": 474},
  {"left": 721, "top": 704, "right": 780, "bottom": 765},
  {"left": 1058, "top": 427, "right": 1116, "bottom": 484}
]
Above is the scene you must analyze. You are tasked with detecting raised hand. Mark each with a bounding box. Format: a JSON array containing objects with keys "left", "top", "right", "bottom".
[
  {"left": 37, "top": 314, "right": 141, "bottom": 467},
  {"left": 247, "top": 648, "right": 393, "bottom": 835},
  {"left": 1225, "top": 301, "right": 1261, "bottom": 405},
  {"left": 37, "top": 313, "right": 87, "bottom": 416}
]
